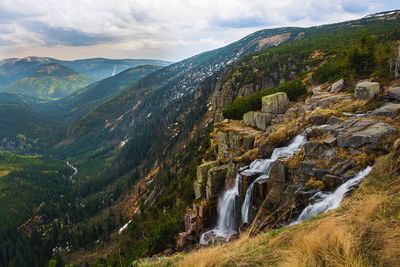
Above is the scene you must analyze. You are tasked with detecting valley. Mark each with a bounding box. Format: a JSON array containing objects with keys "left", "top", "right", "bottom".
[{"left": 0, "top": 8, "right": 400, "bottom": 267}]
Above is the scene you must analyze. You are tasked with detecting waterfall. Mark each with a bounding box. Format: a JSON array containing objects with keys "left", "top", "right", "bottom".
[
  {"left": 293, "top": 166, "right": 372, "bottom": 223},
  {"left": 112, "top": 65, "right": 117, "bottom": 76},
  {"left": 241, "top": 134, "right": 306, "bottom": 224},
  {"left": 199, "top": 134, "right": 306, "bottom": 245}
]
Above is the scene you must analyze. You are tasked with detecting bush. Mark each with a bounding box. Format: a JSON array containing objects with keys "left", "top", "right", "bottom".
[
  {"left": 223, "top": 88, "right": 276, "bottom": 119},
  {"left": 312, "top": 61, "right": 347, "bottom": 84},
  {"left": 278, "top": 80, "right": 307, "bottom": 101}
]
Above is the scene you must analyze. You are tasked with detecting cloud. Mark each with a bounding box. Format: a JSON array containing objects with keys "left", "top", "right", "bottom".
[{"left": 0, "top": 0, "right": 399, "bottom": 61}]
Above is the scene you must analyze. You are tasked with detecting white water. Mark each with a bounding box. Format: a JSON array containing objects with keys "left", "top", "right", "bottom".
[
  {"left": 118, "top": 219, "right": 132, "bottom": 234},
  {"left": 112, "top": 65, "right": 117, "bottom": 76},
  {"left": 294, "top": 166, "right": 372, "bottom": 223},
  {"left": 66, "top": 161, "right": 78, "bottom": 183},
  {"left": 241, "top": 134, "right": 306, "bottom": 224},
  {"left": 199, "top": 134, "right": 306, "bottom": 245}
]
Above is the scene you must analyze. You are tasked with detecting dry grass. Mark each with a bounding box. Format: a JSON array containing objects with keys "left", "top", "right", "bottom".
[{"left": 140, "top": 147, "right": 400, "bottom": 267}]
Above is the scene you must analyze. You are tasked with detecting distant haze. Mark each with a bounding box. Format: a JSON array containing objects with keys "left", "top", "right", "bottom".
[{"left": 0, "top": 0, "right": 399, "bottom": 61}]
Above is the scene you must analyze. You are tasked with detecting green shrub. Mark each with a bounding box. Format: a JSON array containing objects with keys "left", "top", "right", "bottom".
[
  {"left": 223, "top": 88, "right": 276, "bottom": 119},
  {"left": 312, "top": 61, "right": 347, "bottom": 84},
  {"left": 278, "top": 80, "right": 307, "bottom": 101}
]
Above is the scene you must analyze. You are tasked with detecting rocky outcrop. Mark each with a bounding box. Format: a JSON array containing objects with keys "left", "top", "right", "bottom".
[
  {"left": 388, "top": 87, "right": 400, "bottom": 101},
  {"left": 243, "top": 92, "right": 289, "bottom": 130},
  {"left": 336, "top": 120, "right": 396, "bottom": 149},
  {"left": 354, "top": 81, "right": 380, "bottom": 100}
]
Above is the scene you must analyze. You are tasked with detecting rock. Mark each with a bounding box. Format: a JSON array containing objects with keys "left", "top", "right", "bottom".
[
  {"left": 321, "top": 174, "right": 344, "bottom": 189},
  {"left": 308, "top": 114, "right": 327, "bottom": 125},
  {"left": 327, "top": 116, "right": 343, "bottom": 125},
  {"left": 305, "top": 93, "right": 352, "bottom": 109},
  {"left": 329, "top": 79, "right": 344, "bottom": 93},
  {"left": 298, "top": 161, "right": 329, "bottom": 179},
  {"left": 253, "top": 179, "right": 268, "bottom": 202},
  {"left": 197, "top": 161, "right": 219, "bottom": 184},
  {"left": 330, "top": 160, "right": 356, "bottom": 176},
  {"left": 303, "top": 141, "right": 333, "bottom": 159},
  {"left": 388, "top": 87, "right": 400, "bottom": 101},
  {"left": 239, "top": 170, "right": 263, "bottom": 197},
  {"left": 371, "top": 103, "right": 400, "bottom": 117},
  {"left": 261, "top": 92, "right": 289, "bottom": 114},
  {"left": 206, "top": 165, "right": 228, "bottom": 199},
  {"left": 313, "top": 86, "right": 322, "bottom": 95},
  {"left": 354, "top": 81, "right": 380, "bottom": 100},
  {"left": 323, "top": 136, "right": 337, "bottom": 146},
  {"left": 242, "top": 111, "right": 273, "bottom": 130},
  {"left": 193, "top": 181, "right": 205, "bottom": 199},
  {"left": 269, "top": 160, "right": 287, "bottom": 183},
  {"left": 337, "top": 120, "right": 397, "bottom": 149}
]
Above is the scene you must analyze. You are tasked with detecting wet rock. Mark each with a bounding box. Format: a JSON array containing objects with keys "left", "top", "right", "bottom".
[
  {"left": 388, "top": 87, "right": 400, "bottom": 101},
  {"left": 329, "top": 79, "right": 344, "bottom": 93},
  {"left": 266, "top": 161, "right": 287, "bottom": 209},
  {"left": 327, "top": 116, "right": 343, "bottom": 125},
  {"left": 354, "top": 81, "right": 380, "bottom": 100},
  {"left": 206, "top": 165, "right": 228, "bottom": 199},
  {"left": 239, "top": 170, "right": 262, "bottom": 196},
  {"left": 337, "top": 120, "right": 396, "bottom": 149},
  {"left": 261, "top": 92, "right": 289, "bottom": 114},
  {"left": 295, "top": 189, "right": 319, "bottom": 207},
  {"left": 371, "top": 103, "right": 400, "bottom": 117},
  {"left": 322, "top": 174, "right": 344, "bottom": 189},
  {"left": 253, "top": 179, "right": 268, "bottom": 202}
]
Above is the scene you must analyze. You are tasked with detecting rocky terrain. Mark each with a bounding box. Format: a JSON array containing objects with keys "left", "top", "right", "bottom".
[{"left": 178, "top": 79, "right": 400, "bottom": 250}]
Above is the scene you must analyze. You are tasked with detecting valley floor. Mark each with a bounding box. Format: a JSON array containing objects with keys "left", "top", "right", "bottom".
[{"left": 139, "top": 145, "right": 400, "bottom": 267}]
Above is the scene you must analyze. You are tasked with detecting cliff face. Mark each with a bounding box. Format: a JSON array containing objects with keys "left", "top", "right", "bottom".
[{"left": 178, "top": 79, "right": 400, "bottom": 249}]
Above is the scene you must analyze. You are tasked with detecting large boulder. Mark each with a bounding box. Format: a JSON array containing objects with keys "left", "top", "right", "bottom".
[
  {"left": 261, "top": 92, "right": 289, "bottom": 114},
  {"left": 242, "top": 111, "right": 273, "bottom": 130},
  {"left": 354, "top": 81, "right": 380, "bottom": 100},
  {"left": 329, "top": 79, "right": 344, "bottom": 93},
  {"left": 337, "top": 120, "right": 396, "bottom": 149},
  {"left": 388, "top": 87, "right": 400, "bottom": 101},
  {"left": 371, "top": 103, "right": 400, "bottom": 118}
]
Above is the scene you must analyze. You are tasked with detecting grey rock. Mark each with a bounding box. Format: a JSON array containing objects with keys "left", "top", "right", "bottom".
[
  {"left": 337, "top": 120, "right": 397, "bottom": 149},
  {"left": 327, "top": 116, "right": 343, "bottom": 125},
  {"left": 261, "top": 92, "right": 289, "bottom": 114},
  {"left": 243, "top": 111, "right": 274, "bottom": 130},
  {"left": 354, "top": 81, "right": 380, "bottom": 100},
  {"left": 329, "top": 79, "right": 344, "bottom": 93},
  {"left": 371, "top": 103, "right": 400, "bottom": 117},
  {"left": 206, "top": 165, "right": 228, "bottom": 199},
  {"left": 388, "top": 87, "right": 400, "bottom": 101},
  {"left": 269, "top": 160, "right": 287, "bottom": 183},
  {"left": 322, "top": 174, "right": 344, "bottom": 189}
]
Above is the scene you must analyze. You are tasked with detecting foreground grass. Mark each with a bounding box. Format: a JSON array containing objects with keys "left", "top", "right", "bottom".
[{"left": 139, "top": 144, "right": 400, "bottom": 267}]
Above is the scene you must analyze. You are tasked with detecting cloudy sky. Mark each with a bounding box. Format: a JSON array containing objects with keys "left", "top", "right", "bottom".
[{"left": 0, "top": 0, "right": 399, "bottom": 61}]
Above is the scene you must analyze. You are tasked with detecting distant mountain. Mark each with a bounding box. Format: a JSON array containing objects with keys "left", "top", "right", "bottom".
[
  {"left": 56, "top": 64, "right": 163, "bottom": 120},
  {"left": 0, "top": 58, "right": 92, "bottom": 100},
  {"left": 0, "top": 56, "right": 171, "bottom": 100},
  {"left": 53, "top": 57, "right": 172, "bottom": 81}
]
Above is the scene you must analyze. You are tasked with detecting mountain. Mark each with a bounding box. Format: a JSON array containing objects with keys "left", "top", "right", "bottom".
[
  {"left": 55, "top": 64, "right": 163, "bottom": 120},
  {"left": 0, "top": 57, "right": 171, "bottom": 100},
  {"left": 0, "top": 57, "right": 93, "bottom": 100},
  {"left": 1, "top": 9, "right": 400, "bottom": 267},
  {"left": 53, "top": 57, "right": 172, "bottom": 81}
]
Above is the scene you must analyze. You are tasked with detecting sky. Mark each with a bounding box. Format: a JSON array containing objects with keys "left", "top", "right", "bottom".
[{"left": 0, "top": 0, "right": 399, "bottom": 62}]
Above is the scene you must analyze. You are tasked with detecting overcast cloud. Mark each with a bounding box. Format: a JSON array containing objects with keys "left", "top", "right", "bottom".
[{"left": 0, "top": 0, "right": 399, "bottom": 61}]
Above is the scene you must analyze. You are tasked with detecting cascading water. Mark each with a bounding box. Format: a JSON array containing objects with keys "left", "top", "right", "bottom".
[
  {"left": 293, "top": 166, "right": 372, "bottom": 224},
  {"left": 241, "top": 134, "right": 306, "bottom": 224},
  {"left": 199, "top": 134, "right": 306, "bottom": 245}
]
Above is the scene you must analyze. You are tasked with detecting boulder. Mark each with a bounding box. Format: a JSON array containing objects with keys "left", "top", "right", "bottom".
[
  {"left": 269, "top": 160, "right": 287, "bottom": 183},
  {"left": 321, "top": 174, "right": 344, "bottom": 189},
  {"left": 327, "top": 116, "right": 343, "bottom": 125},
  {"left": 337, "top": 120, "right": 396, "bottom": 149},
  {"left": 371, "top": 103, "right": 400, "bottom": 118},
  {"left": 308, "top": 114, "right": 327, "bottom": 125},
  {"left": 242, "top": 111, "right": 273, "bottom": 130},
  {"left": 329, "top": 79, "right": 344, "bottom": 93},
  {"left": 261, "top": 92, "right": 289, "bottom": 114},
  {"left": 354, "top": 81, "right": 380, "bottom": 100},
  {"left": 303, "top": 141, "right": 333, "bottom": 159},
  {"left": 388, "top": 87, "right": 400, "bottom": 101}
]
